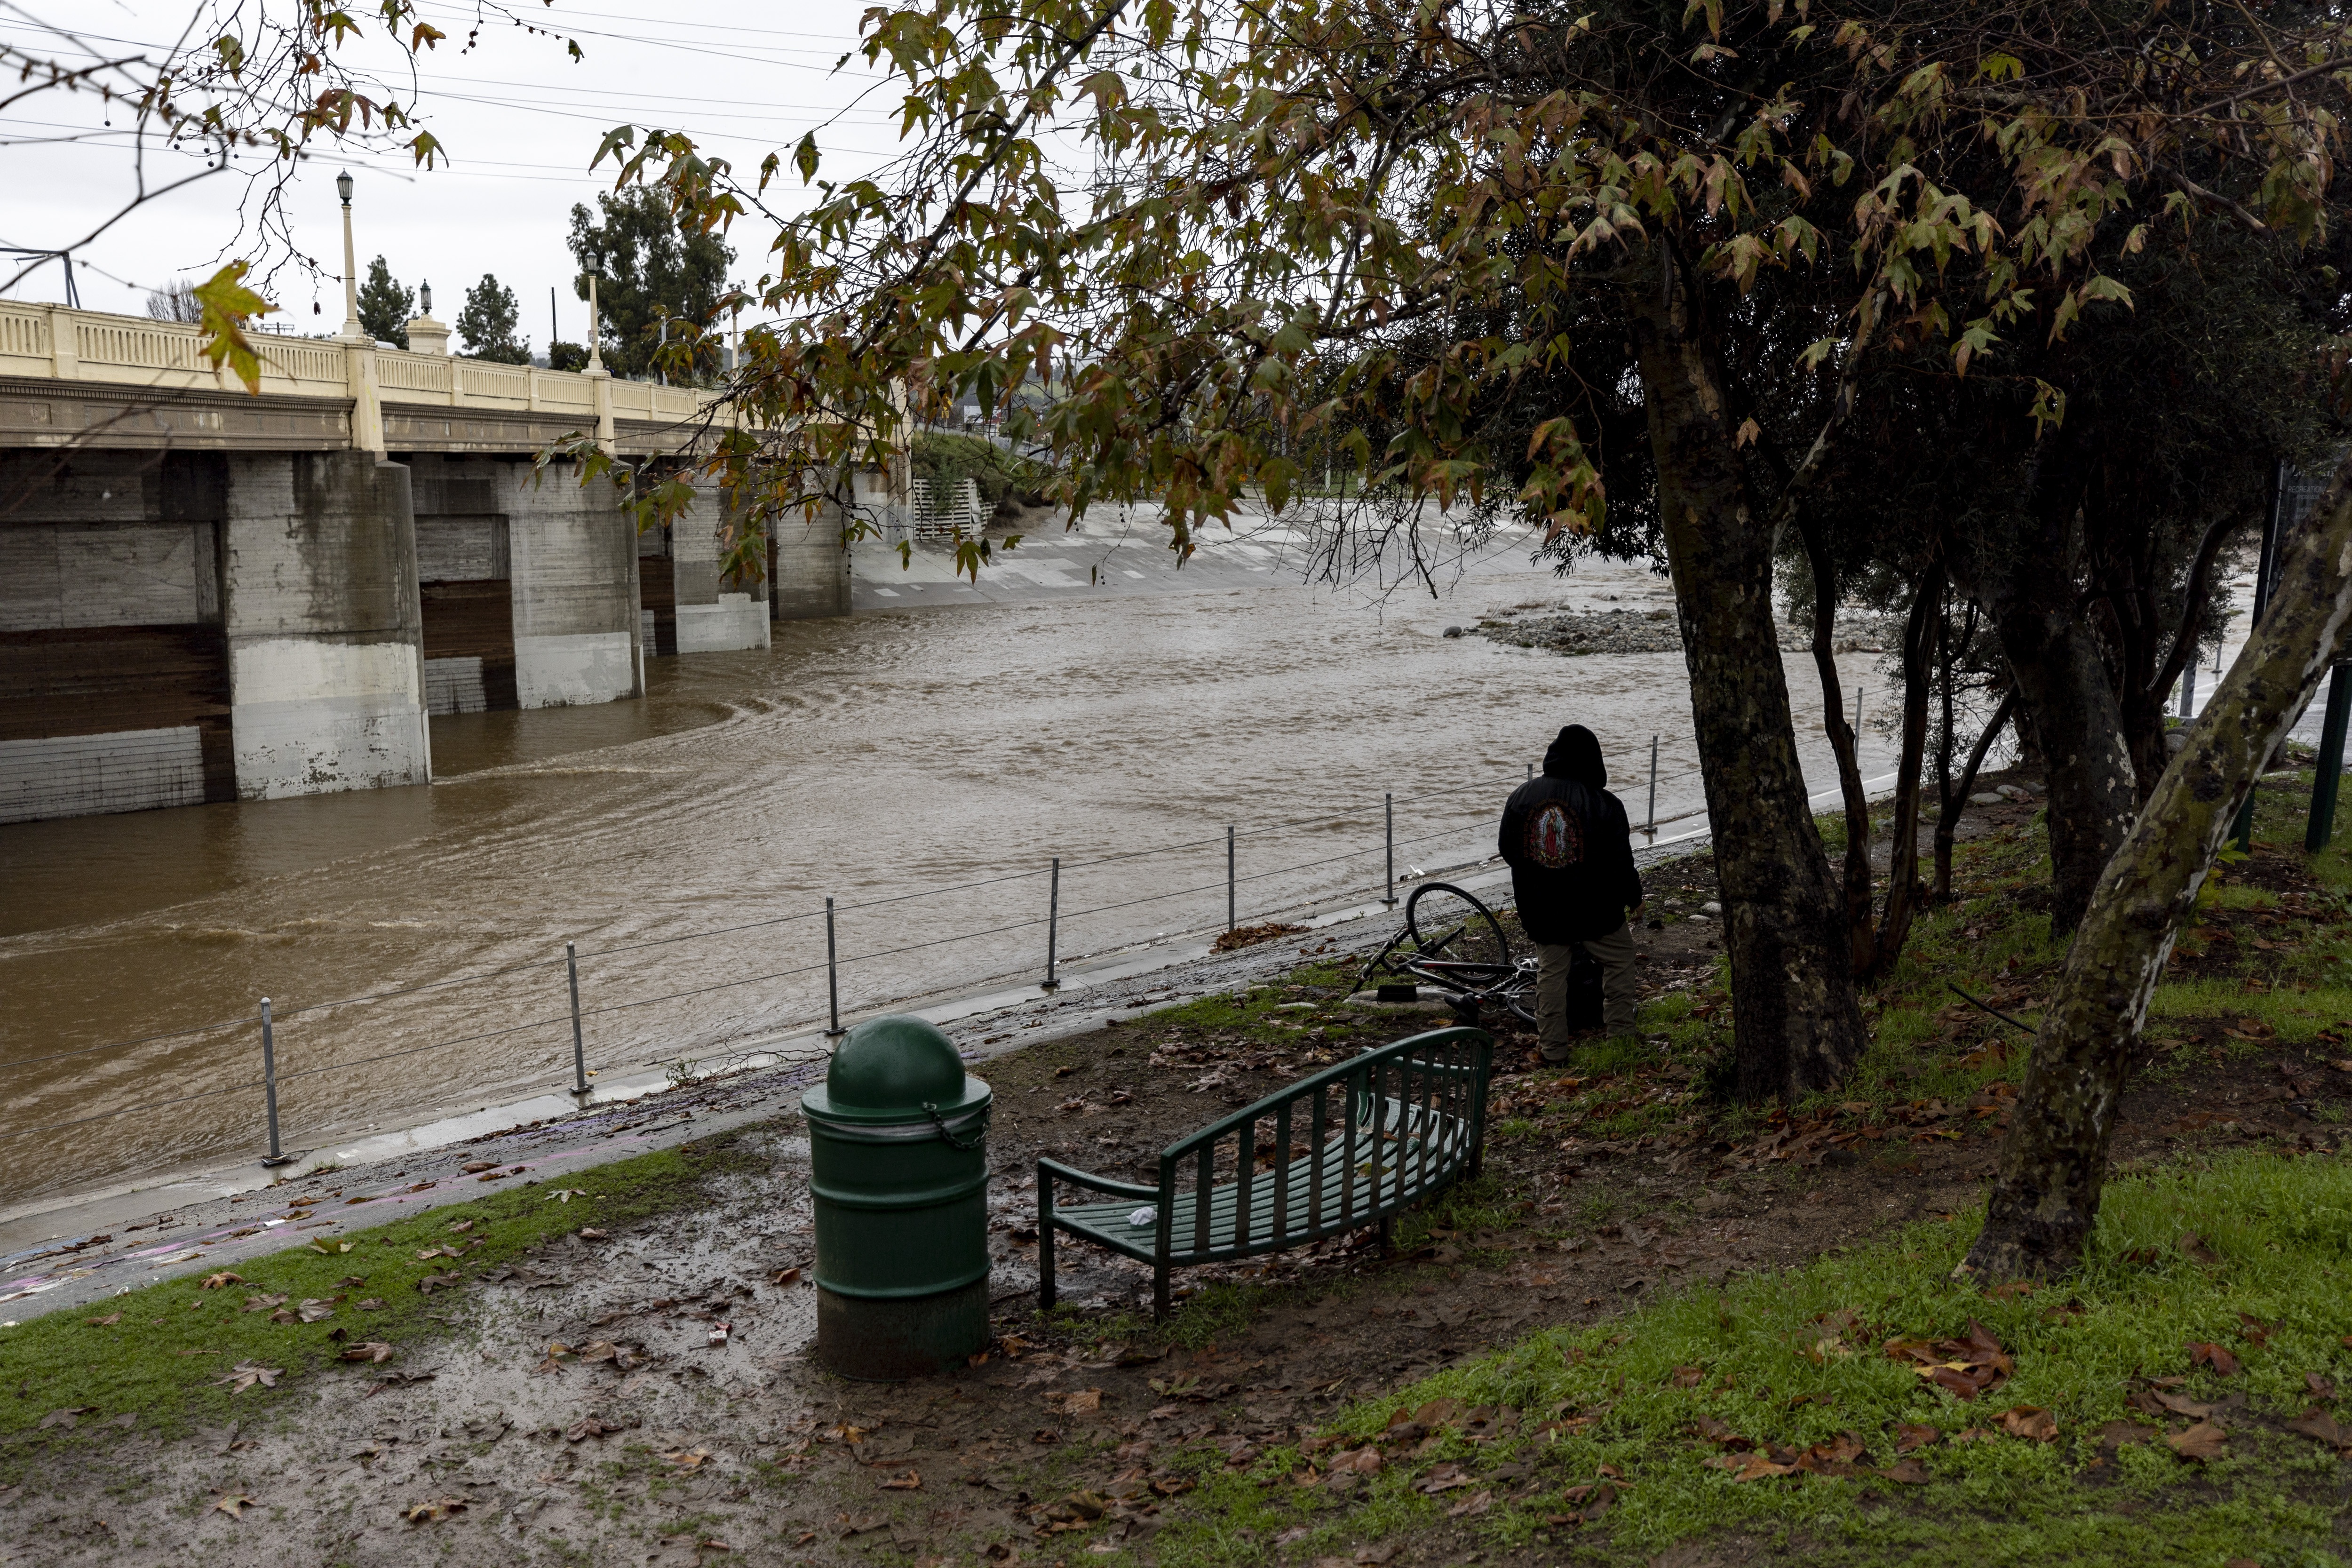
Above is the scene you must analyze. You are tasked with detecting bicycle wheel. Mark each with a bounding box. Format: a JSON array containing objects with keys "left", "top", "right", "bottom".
[{"left": 1405, "top": 881, "right": 1512, "bottom": 971}]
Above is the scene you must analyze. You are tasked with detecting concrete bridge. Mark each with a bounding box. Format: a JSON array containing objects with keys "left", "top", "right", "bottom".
[{"left": 0, "top": 301, "right": 851, "bottom": 825}]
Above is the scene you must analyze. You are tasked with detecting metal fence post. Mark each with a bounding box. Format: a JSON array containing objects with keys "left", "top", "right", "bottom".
[
  {"left": 566, "top": 942, "right": 588, "bottom": 1097},
  {"left": 2306, "top": 662, "right": 2351, "bottom": 853},
  {"left": 1646, "top": 734, "right": 1659, "bottom": 834},
  {"left": 1042, "top": 858, "right": 1062, "bottom": 991},
  {"left": 1383, "top": 793, "right": 1397, "bottom": 907},
  {"left": 824, "top": 897, "right": 844, "bottom": 1038},
  {"left": 258, "top": 997, "right": 291, "bottom": 1167},
  {"left": 1226, "top": 826, "right": 1236, "bottom": 932}
]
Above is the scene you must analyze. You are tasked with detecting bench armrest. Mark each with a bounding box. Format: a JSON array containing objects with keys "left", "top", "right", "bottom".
[{"left": 1038, "top": 1156, "right": 1161, "bottom": 1203}]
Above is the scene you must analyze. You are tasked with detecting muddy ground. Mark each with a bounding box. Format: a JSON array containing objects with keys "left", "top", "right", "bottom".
[{"left": 1, "top": 780, "right": 2346, "bottom": 1567}]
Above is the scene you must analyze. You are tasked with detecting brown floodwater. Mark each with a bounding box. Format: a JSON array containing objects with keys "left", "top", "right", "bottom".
[{"left": 0, "top": 529, "right": 1893, "bottom": 1207}]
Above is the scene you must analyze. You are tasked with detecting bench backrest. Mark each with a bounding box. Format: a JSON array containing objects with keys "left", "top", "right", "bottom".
[{"left": 1152, "top": 1026, "right": 1493, "bottom": 1265}]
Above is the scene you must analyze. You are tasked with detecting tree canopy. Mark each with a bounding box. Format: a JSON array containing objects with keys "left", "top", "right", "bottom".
[
  {"left": 457, "top": 273, "right": 531, "bottom": 364},
  {"left": 565, "top": 189, "right": 734, "bottom": 381},
  {"left": 357, "top": 255, "right": 413, "bottom": 350}
]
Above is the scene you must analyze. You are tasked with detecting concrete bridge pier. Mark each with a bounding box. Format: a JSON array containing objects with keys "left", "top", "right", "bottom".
[
  {"left": 671, "top": 481, "right": 770, "bottom": 653},
  {"left": 497, "top": 461, "right": 645, "bottom": 708},
  {"left": 771, "top": 502, "right": 855, "bottom": 622},
  {"left": 220, "top": 451, "right": 431, "bottom": 799}
]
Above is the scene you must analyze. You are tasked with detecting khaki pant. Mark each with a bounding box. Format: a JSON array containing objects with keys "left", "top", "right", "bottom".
[{"left": 1534, "top": 922, "right": 1642, "bottom": 1048}]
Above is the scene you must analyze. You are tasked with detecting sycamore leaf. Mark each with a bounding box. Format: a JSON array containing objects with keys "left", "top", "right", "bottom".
[
  {"left": 2166, "top": 1420, "right": 2228, "bottom": 1461},
  {"left": 192, "top": 262, "right": 277, "bottom": 394},
  {"left": 212, "top": 1492, "right": 258, "bottom": 1518},
  {"left": 218, "top": 1362, "right": 283, "bottom": 1394}
]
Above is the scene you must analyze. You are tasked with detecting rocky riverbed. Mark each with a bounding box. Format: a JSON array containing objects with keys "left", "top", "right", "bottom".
[{"left": 1470, "top": 606, "right": 1683, "bottom": 655}]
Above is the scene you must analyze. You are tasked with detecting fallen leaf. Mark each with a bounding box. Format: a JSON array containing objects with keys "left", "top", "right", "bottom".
[
  {"left": 1998, "top": 1406, "right": 2058, "bottom": 1443},
  {"left": 2310, "top": 1372, "right": 2338, "bottom": 1400},
  {"left": 404, "top": 1496, "right": 469, "bottom": 1523},
  {"left": 1446, "top": 1488, "right": 1493, "bottom": 1517},
  {"left": 460, "top": 1162, "right": 497, "bottom": 1173},
  {"left": 415, "top": 1272, "right": 463, "bottom": 1295},
  {"left": 2187, "top": 1341, "right": 2242, "bottom": 1377},
  {"left": 2145, "top": 1387, "right": 2217, "bottom": 1419},
  {"left": 578, "top": 1227, "right": 608, "bottom": 1241},
  {"left": 218, "top": 1362, "right": 282, "bottom": 1394},
  {"left": 1875, "top": 1459, "right": 1930, "bottom": 1485},
  {"left": 2288, "top": 1408, "right": 2351, "bottom": 1450},
  {"left": 83, "top": 1313, "right": 121, "bottom": 1327},
  {"left": 239, "top": 1294, "right": 288, "bottom": 1313},
  {"left": 1894, "top": 1423, "right": 1940, "bottom": 1454},
  {"left": 1670, "top": 1365, "right": 1706, "bottom": 1388},
  {"left": 340, "top": 1342, "right": 395, "bottom": 1363},
  {"left": 2166, "top": 1421, "right": 2228, "bottom": 1461},
  {"left": 2179, "top": 1232, "right": 2223, "bottom": 1266},
  {"left": 211, "top": 1493, "right": 258, "bottom": 1518},
  {"left": 1046, "top": 1388, "right": 1104, "bottom": 1416},
  {"left": 1414, "top": 1462, "right": 1479, "bottom": 1494},
  {"left": 199, "top": 1272, "right": 243, "bottom": 1290},
  {"left": 37, "top": 1408, "right": 91, "bottom": 1430},
  {"left": 662, "top": 1447, "right": 712, "bottom": 1469},
  {"left": 1326, "top": 1446, "right": 1383, "bottom": 1474},
  {"left": 879, "top": 1470, "right": 922, "bottom": 1490},
  {"left": 566, "top": 1416, "right": 617, "bottom": 1442},
  {"left": 296, "top": 1298, "right": 337, "bottom": 1323},
  {"left": 548, "top": 1188, "right": 588, "bottom": 1203},
  {"left": 1713, "top": 1452, "right": 1797, "bottom": 1481}
]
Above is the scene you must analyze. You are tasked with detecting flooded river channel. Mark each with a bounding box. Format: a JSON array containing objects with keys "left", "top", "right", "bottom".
[{"left": 0, "top": 518, "right": 1895, "bottom": 1205}]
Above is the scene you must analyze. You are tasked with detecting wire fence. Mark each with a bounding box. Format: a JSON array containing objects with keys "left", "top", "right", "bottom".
[{"left": 0, "top": 747, "right": 1715, "bottom": 1185}]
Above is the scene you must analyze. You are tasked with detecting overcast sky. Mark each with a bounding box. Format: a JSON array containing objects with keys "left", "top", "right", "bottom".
[{"left": 3, "top": 0, "right": 916, "bottom": 350}]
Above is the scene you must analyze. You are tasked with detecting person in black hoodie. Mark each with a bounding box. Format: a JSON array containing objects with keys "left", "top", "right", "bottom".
[{"left": 1498, "top": 725, "right": 1645, "bottom": 1061}]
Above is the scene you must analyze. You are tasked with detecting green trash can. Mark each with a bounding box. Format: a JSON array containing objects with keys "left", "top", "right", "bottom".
[{"left": 802, "top": 1015, "right": 993, "bottom": 1379}]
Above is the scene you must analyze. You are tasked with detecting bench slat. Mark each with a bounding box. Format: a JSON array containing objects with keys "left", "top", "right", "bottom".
[
  {"left": 1053, "top": 1105, "right": 1475, "bottom": 1262},
  {"left": 1040, "top": 1026, "right": 1493, "bottom": 1319}
]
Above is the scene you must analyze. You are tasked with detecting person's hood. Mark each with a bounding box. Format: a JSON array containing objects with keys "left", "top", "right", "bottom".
[{"left": 1542, "top": 725, "right": 1607, "bottom": 789}]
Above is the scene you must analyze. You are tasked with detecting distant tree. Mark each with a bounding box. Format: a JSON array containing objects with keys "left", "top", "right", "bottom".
[
  {"left": 455, "top": 273, "right": 530, "bottom": 364},
  {"left": 357, "top": 255, "right": 412, "bottom": 349},
  {"left": 547, "top": 341, "right": 590, "bottom": 373},
  {"left": 565, "top": 189, "right": 731, "bottom": 381},
  {"left": 143, "top": 280, "right": 202, "bottom": 323}
]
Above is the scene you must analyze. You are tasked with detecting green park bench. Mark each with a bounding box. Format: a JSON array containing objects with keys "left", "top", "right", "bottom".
[{"left": 1038, "top": 1026, "right": 1495, "bottom": 1319}]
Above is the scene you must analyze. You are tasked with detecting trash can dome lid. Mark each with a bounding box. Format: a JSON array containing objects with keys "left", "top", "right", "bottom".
[{"left": 823, "top": 1014, "right": 966, "bottom": 1111}]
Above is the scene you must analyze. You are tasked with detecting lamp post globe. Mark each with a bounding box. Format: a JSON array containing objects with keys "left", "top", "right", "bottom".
[{"left": 335, "top": 168, "right": 353, "bottom": 205}]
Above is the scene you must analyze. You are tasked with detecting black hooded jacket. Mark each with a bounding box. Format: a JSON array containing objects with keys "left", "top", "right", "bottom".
[{"left": 1498, "top": 726, "right": 1644, "bottom": 944}]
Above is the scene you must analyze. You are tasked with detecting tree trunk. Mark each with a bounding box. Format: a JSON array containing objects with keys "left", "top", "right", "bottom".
[
  {"left": 1935, "top": 688, "right": 2014, "bottom": 902},
  {"left": 1867, "top": 566, "right": 1942, "bottom": 979},
  {"left": 1963, "top": 453, "right": 2352, "bottom": 1281},
  {"left": 1798, "top": 515, "right": 1877, "bottom": 975},
  {"left": 1994, "top": 605, "right": 2139, "bottom": 931},
  {"left": 1951, "top": 436, "right": 2138, "bottom": 932},
  {"left": 1627, "top": 241, "right": 1868, "bottom": 1102}
]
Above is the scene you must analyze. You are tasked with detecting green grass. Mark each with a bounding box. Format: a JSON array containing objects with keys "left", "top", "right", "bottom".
[
  {"left": 1149, "top": 1149, "right": 2352, "bottom": 1568},
  {"left": 0, "top": 1135, "right": 759, "bottom": 1455}
]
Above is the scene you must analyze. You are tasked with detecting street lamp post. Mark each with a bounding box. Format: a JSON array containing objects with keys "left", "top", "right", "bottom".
[
  {"left": 584, "top": 252, "right": 605, "bottom": 373},
  {"left": 335, "top": 169, "right": 366, "bottom": 342}
]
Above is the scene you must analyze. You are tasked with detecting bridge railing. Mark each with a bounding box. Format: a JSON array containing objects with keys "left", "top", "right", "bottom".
[{"left": 0, "top": 300, "right": 724, "bottom": 429}]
